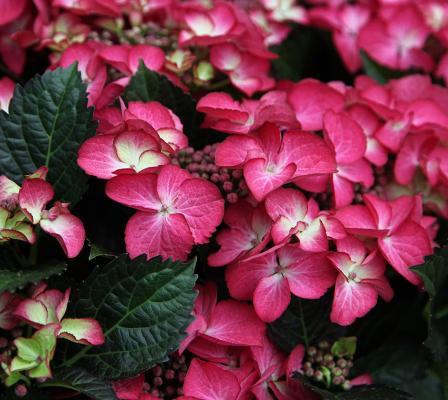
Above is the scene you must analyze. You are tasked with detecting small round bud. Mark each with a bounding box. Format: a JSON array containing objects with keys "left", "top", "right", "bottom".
[
  {"left": 332, "top": 367, "right": 343, "bottom": 377},
  {"left": 153, "top": 376, "right": 163, "bottom": 387},
  {"left": 152, "top": 365, "right": 163, "bottom": 377},
  {"left": 333, "top": 376, "right": 344, "bottom": 385},
  {"left": 0, "top": 337, "right": 8, "bottom": 348},
  {"left": 307, "top": 346, "right": 317, "bottom": 357},
  {"left": 314, "top": 370, "right": 324, "bottom": 381},
  {"left": 305, "top": 368, "right": 314, "bottom": 377},
  {"left": 303, "top": 362, "right": 312, "bottom": 371},
  {"left": 142, "top": 382, "right": 150, "bottom": 391},
  {"left": 165, "top": 369, "right": 175, "bottom": 380},
  {"left": 178, "top": 371, "right": 187, "bottom": 383},
  {"left": 223, "top": 181, "right": 233, "bottom": 192},
  {"left": 337, "top": 359, "right": 347, "bottom": 368},
  {"left": 318, "top": 341, "right": 329, "bottom": 349},
  {"left": 226, "top": 193, "right": 239, "bottom": 204},
  {"left": 165, "top": 386, "right": 175, "bottom": 396},
  {"left": 342, "top": 380, "right": 352, "bottom": 391},
  {"left": 14, "top": 384, "right": 27, "bottom": 397},
  {"left": 323, "top": 354, "right": 333, "bottom": 363}
]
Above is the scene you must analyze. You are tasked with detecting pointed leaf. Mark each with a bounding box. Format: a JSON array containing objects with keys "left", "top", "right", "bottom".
[
  {"left": 60, "top": 254, "right": 197, "bottom": 380},
  {"left": 0, "top": 64, "right": 97, "bottom": 204}
]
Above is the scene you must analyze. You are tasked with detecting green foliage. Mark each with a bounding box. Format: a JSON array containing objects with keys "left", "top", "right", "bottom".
[
  {"left": 412, "top": 247, "right": 448, "bottom": 361},
  {"left": 45, "top": 368, "right": 117, "bottom": 400},
  {"left": 0, "top": 263, "right": 66, "bottom": 292},
  {"left": 0, "top": 64, "right": 96, "bottom": 204},
  {"left": 61, "top": 255, "right": 197, "bottom": 380},
  {"left": 331, "top": 337, "right": 357, "bottom": 358},
  {"left": 360, "top": 51, "right": 408, "bottom": 84},
  {"left": 268, "top": 294, "right": 345, "bottom": 352}
]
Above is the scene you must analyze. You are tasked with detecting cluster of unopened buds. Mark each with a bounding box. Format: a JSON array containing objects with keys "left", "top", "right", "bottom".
[
  {"left": 0, "top": 167, "right": 85, "bottom": 259},
  {"left": 172, "top": 144, "right": 249, "bottom": 203},
  {"left": 0, "top": 284, "right": 104, "bottom": 389},
  {"left": 303, "top": 340, "right": 356, "bottom": 391},
  {"left": 114, "top": 353, "right": 188, "bottom": 399}
]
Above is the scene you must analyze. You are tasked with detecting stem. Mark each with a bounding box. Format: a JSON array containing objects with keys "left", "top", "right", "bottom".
[{"left": 298, "top": 299, "right": 309, "bottom": 347}]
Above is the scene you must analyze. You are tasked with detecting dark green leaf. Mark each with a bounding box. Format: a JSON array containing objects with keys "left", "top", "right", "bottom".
[
  {"left": 0, "top": 262, "right": 66, "bottom": 292},
  {"left": 412, "top": 247, "right": 448, "bottom": 361},
  {"left": 124, "top": 63, "right": 199, "bottom": 137},
  {"left": 294, "top": 375, "right": 411, "bottom": 400},
  {"left": 268, "top": 294, "right": 345, "bottom": 352},
  {"left": 0, "top": 63, "right": 97, "bottom": 204},
  {"left": 360, "top": 51, "right": 408, "bottom": 84},
  {"left": 87, "top": 240, "right": 116, "bottom": 261},
  {"left": 42, "top": 367, "right": 117, "bottom": 400},
  {"left": 61, "top": 254, "right": 197, "bottom": 379}
]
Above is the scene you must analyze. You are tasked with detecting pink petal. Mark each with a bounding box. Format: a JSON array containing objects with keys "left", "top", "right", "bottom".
[
  {"left": 0, "top": 0, "right": 26, "bottom": 26},
  {"left": 59, "top": 318, "right": 105, "bottom": 345},
  {"left": 184, "top": 359, "right": 240, "bottom": 400},
  {"left": 334, "top": 205, "right": 382, "bottom": 237},
  {"left": 288, "top": 80, "right": 344, "bottom": 131},
  {"left": 40, "top": 213, "right": 86, "bottom": 258},
  {"left": 225, "top": 251, "right": 278, "bottom": 300},
  {"left": 253, "top": 274, "right": 290, "bottom": 322},
  {"left": 0, "top": 76, "right": 14, "bottom": 112},
  {"left": 335, "top": 236, "right": 366, "bottom": 265},
  {"left": 197, "top": 92, "right": 249, "bottom": 123},
  {"left": 18, "top": 179, "right": 54, "bottom": 224},
  {"left": 379, "top": 221, "right": 431, "bottom": 285},
  {"left": 174, "top": 178, "right": 224, "bottom": 244},
  {"left": 156, "top": 165, "right": 190, "bottom": 205},
  {"left": 105, "top": 174, "right": 161, "bottom": 211},
  {"left": 324, "top": 110, "right": 366, "bottom": 164},
  {"left": 77, "top": 134, "right": 128, "bottom": 179},
  {"left": 127, "top": 101, "right": 183, "bottom": 132},
  {"left": 113, "top": 374, "right": 145, "bottom": 400},
  {"left": 297, "top": 219, "right": 328, "bottom": 252},
  {"left": 331, "top": 275, "right": 378, "bottom": 326},
  {"left": 331, "top": 174, "right": 355, "bottom": 209},
  {"left": 215, "top": 136, "right": 263, "bottom": 168},
  {"left": 244, "top": 159, "right": 296, "bottom": 201},
  {"left": 204, "top": 300, "right": 265, "bottom": 346},
  {"left": 128, "top": 45, "right": 165, "bottom": 74},
  {"left": 281, "top": 246, "right": 336, "bottom": 298},
  {"left": 282, "top": 130, "right": 337, "bottom": 177},
  {"left": 125, "top": 211, "right": 194, "bottom": 261}
]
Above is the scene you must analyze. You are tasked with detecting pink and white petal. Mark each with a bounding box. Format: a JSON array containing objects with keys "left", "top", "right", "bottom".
[
  {"left": 14, "top": 299, "right": 48, "bottom": 327},
  {"left": 265, "top": 188, "right": 308, "bottom": 225},
  {"left": 77, "top": 134, "right": 128, "bottom": 179},
  {"left": 126, "top": 101, "right": 182, "bottom": 131},
  {"left": 125, "top": 211, "right": 194, "bottom": 261},
  {"left": 105, "top": 174, "right": 161, "bottom": 211},
  {"left": 334, "top": 205, "right": 382, "bottom": 237},
  {"left": 183, "top": 359, "right": 241, "bottom": 400},
  {"left": 204, "top": 300, "right": 265, "bottom": 346},
  {"left": 174, "top": 178, "right": 224, "bottom": 244},
  {"left": 35, "top": 289, "right": 65, "bottom": 323},
  {"left": 253, "top": 274, "right": 291, "bottom": 322},
  {"left": 365, "top": 138, "right": 388, "bottom": 167},
  {"left": 113, "top": 131, "right": 160, "bottom": 167},
  {"left": 330, "top": 276, "right": 378, "bottom": 326},
  {"left": 281, "top": 246, "right": 336, "bottom": 298},
  {"left": 225, "top": 251, "right": 278, "bottom": 300},
  {"left": 271, "top": 216, "right": 297, "bottom": 244},
  {"left": 244, "top": 159, "right": 296, "bottom": 201},
  {"left": 18, "top": 179, "right": 54, "bottom": 224},
  {"left": 297, "top": 219, "right": 328, "bottom": 252},
  {"left": 323, "top": 110, "right": 366, "bottom": 163},
  {"left": 0, "top": 175, "right": 19, "bottom": 206},
  {"left": 335, "top": 236, "right": 366, "bottom": 265},
  {"left": 157, "top": 128, "right": 188, "bottom": 152},
  {"left": 137, "top": 150, "right": 170, "bottom": 172},
  {"left": 379, "top": 221, "right": 431, "bottom": 285},
  {"left": 59, "top": 318, "right": 105, "bottom": 345},
  {"left": 40, "top": 214, "right": 85, "bottom": 259}
]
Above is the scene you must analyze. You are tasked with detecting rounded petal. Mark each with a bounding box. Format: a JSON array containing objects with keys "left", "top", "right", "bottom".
[
  {"left": 19, "top": 179, "right": 54, "bottom": 224},
  {"left": 59, "top": 318, "right": 105, "bottom": 345},
  {"left": 40, "top": 214, "right": 85, "bottom": 258},
  {"left": 253, "top": 274, "right": 290, "bottom": 322}
]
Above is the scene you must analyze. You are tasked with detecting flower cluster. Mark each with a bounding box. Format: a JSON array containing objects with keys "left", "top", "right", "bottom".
[
  {"left": 0, "top": 284, "right": 104, "bottom": 388},
  {"left": 0, "top": 167, "right": 85, "bottom": 259}
]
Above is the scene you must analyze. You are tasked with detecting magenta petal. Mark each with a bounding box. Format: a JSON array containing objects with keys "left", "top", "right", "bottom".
[
  {"left": 174, "top": 178, "right": 224, "bottom": 244},
  {"left": 253, "top": 274, "right": 290, "bottom": 322},
  {"left": 331, "top": 275, "right": 378, "bottom": 326},
  {"left": 204, "top": 300, "right": 265, "bottom": 346},
  {"left": 40, "top": 214, "right": 85, "bottom": 258},
  {"left": 125, "top": 211, "right": 194, "bottom": 261},
  {"left": 106, "top": 174, "right": 161, "bottom": 211},
  {"left": 184, "top": 359, "right": 240, "bottom": 400}
]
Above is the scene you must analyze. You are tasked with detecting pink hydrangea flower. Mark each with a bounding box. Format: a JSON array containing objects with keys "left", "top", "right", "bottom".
[
  {"left": 226, "top": 245, "right": 336, "bottom": 322},
  {"left": 105, "top": 165, "right": 224, "bottom": 260},
  {"left": 328, "top": 236, "right": 394, "bottom": 326}
]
